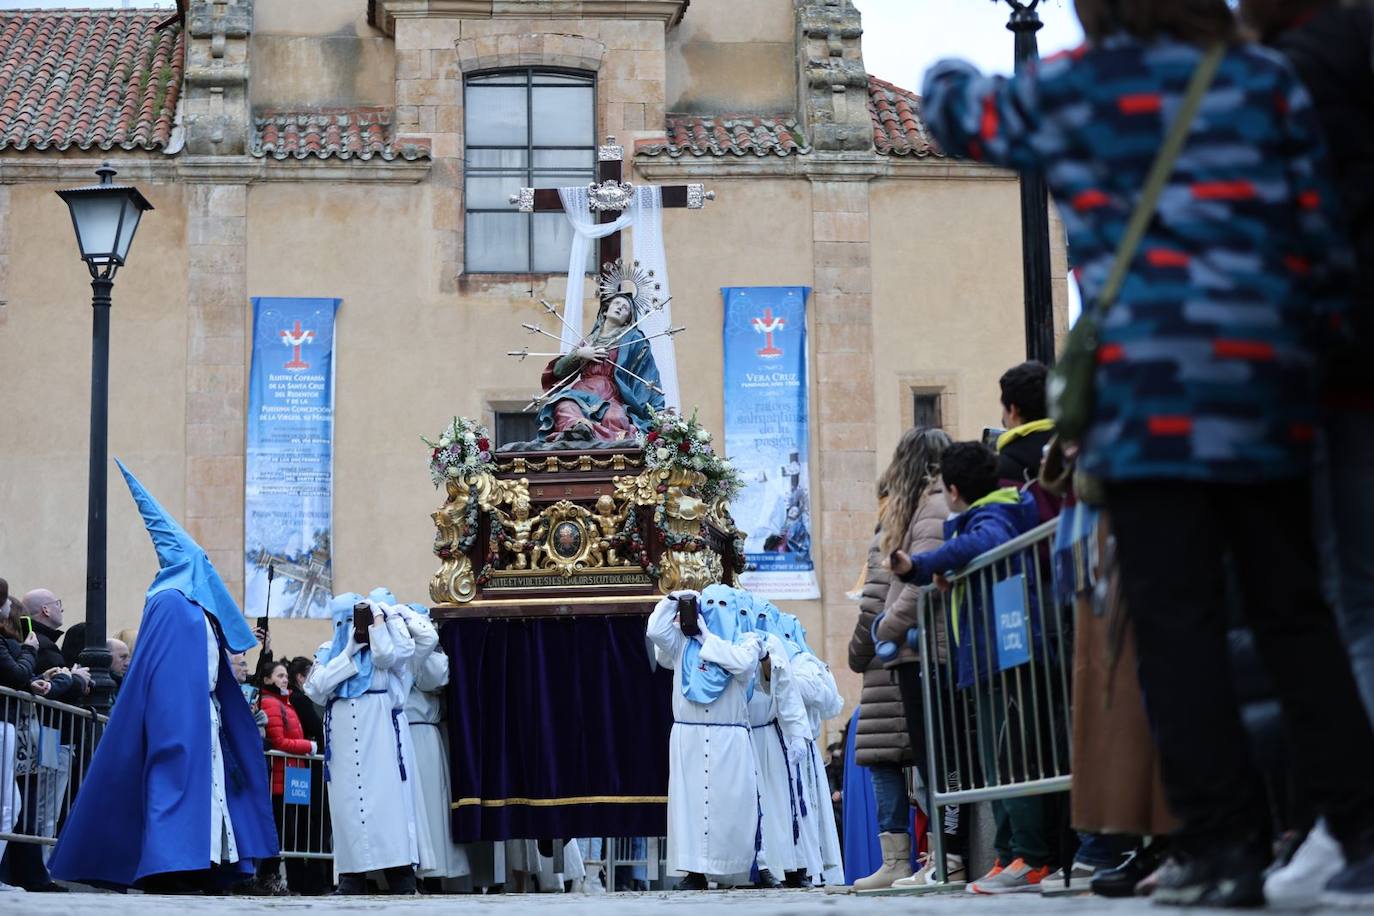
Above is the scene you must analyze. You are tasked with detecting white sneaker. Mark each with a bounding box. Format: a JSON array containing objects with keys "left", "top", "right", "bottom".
[
  {"left": 1040, "top": 861, "right": 1096, "bottom": 894},
  {"left": 924, "top": 854, "right": 966, "bottom": 885},
  {"left": 1264, "top": 820, "right": 1344, "bottom": 909}
]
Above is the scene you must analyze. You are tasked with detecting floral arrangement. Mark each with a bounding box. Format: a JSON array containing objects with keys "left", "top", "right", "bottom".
[
  {"left": 422, "top": 416, "right": 495, "bottom": 487},
  {"left": 637, "top": 408, "right": 743, "bottom": 505}
]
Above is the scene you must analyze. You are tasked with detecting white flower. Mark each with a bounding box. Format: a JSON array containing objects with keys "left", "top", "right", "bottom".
[
  {"left": 446, "top": 466, "right": 461, "bottom": 477},
  {"left": 656, "top": 447, "right": 671, "bottom": 462},
  {"left": 463, "top": 432, "right": 476, "bottom": 444},
  {"left": 696, "top": 428, "right": 710, "bottom": 442},
  {"left": 692, "top": 455, "right": 706, "bottom": 470},
  {"left": 440, "top": 435, "right": 452, "bottom": 448}
]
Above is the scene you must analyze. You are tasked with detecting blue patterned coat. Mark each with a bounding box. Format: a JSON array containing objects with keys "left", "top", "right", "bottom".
[{"left": 923, "top": 36, "right": 1355, "bottom": 482}]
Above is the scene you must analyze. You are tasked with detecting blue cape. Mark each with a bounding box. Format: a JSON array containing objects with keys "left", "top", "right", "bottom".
[
  {"left": 841, "top": 705, "right": 882, "bottom": 885},
  {"left": 318, "top": 592, "right": 371, "bottom": 700},
  {"left": 49, "top": 590, "right": 277, "bottom": 886},
  {"left": 116, "top": 459, "right": 257, "bottom": 654},
  {"left": 680, "top": 585, "right": 749, "bottom": 705}
]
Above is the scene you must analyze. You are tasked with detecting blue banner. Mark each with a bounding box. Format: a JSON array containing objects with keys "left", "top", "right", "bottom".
[
  {"left": 244, "top": 297, "right": 340, "bottom": 619},
  {"left": 284, "top": 765, "right": 312, "bottom": 805},
  {"left": 722, "top": 287, "right": 818, "bottom": 601},
  {"left": 993, "top": 574, "right": 1032, "bottom": 672}
]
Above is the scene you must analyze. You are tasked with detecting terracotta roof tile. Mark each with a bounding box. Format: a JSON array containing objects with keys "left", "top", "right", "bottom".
[
  {"left": 0, "top": 9, "right": 183, "bottom": 153},
  {"left": 252, "top": 107, "right": 432, "bottom": 162},
  {"left": 869, "top": 75, "right": 942, "bottom": 158},
  {"left": 636, "top": 114, "right": 810, "bottom": 159}
]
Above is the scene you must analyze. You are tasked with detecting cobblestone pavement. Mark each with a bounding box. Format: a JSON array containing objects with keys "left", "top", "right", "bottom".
[{"left": 0, "top": 888, "right": 1355, "bottom": 915}]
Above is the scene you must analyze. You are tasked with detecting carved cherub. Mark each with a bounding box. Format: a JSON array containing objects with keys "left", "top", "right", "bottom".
[
  {"left": 591, "top": 494, "right": 629, "bottom": 567},
  {"left": 501, "top": 495, "right": 542, "bottom": 569}
]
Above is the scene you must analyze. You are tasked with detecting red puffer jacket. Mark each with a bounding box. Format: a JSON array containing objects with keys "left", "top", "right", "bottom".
[{"left": 261, "top": 689, "right": 313, "bottom": 795}]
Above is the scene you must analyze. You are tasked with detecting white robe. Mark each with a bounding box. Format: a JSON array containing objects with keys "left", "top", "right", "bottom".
[
  {"left": 304, "top": 611, "right": 417, "bottom": 875},
  {"left": 748, "top": 636, "right": 811, "bottom": 878},
  {"left": 646, "top": 597, "right": 763, "bottom": 878},
  {"left": 792, "top": 652, "right": 845, "bottom": 884},
  {"left": 399, "top": 608, "right": 472, "bottom": 879},
  {"left": 206, "top": 617, "right": 239, "bottom": 866}
]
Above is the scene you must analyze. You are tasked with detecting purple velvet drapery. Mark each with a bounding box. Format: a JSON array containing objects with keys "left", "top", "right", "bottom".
[{"left": 442, "top": 614, "right": 674, "bottom": 841}]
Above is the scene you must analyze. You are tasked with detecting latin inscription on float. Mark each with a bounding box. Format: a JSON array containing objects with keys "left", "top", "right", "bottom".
[{"left": 483, "top": 567, "right": 654, "bottom": 592}]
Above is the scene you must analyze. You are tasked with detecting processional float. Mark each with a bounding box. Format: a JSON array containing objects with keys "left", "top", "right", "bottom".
[{"left": 428, "top": 139, "right": 731, "bottom": 846}]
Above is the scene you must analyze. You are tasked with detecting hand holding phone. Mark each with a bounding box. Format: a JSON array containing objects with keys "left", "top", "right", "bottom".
[
  {"left": 677, "top": 594, "right": 701, "bottom": 638},
  {"left": 352, "top": 603, "right": 372, "bottom": 647},
  {"left": 888, "top": 550, "right": 913, "bottom": 576}
]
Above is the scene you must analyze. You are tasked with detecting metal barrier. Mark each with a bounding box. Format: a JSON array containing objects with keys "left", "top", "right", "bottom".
[
  {"left": 579, "top": 837, "right": 668, "bottom": 890},
  {"left": 263, "top": 749, "right": 332, "bottom": 861},
  {"left": 0, "top": 684, "right": 107, "bottom": 852},
  {"left": 915, "top": 519, "right": 1073, "bottom": 885}
]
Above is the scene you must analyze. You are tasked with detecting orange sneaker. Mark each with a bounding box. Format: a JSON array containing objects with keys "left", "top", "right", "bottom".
[
  {"left": 970, "top": 857, "right": 1053, "bottom": 895},
  {"left": 966, "top": 858, "right": 1004, "bottom": 894}
]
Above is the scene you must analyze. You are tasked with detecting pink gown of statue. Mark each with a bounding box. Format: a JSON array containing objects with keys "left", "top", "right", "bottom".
[{"left": 542, "top": 346, "right": 636, "bottom": 441}]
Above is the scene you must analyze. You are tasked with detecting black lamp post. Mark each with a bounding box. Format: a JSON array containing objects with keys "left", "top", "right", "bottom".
[
  {"left": 56, "top": 163, "right": 153, "bottom": 714},
  {"left": 998, "top": 0, "right": 1057, "bottom": 365}
]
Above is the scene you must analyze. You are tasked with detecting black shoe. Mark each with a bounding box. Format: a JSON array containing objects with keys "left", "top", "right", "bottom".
[
  {"left": 678, "top": 872, "right": 708, "bottom": 891},
  {"left": 25, "top": 881, "right": 70, "bottom": 893},
  {"left": 1092, "top": 843, "right": 1168, "bottom": 898},
  {"left": 333, "top": 873, "right": 368, "bottom": 896},
  {"left": 1152, "top": 843, "right": 1265, "bottom": 908},
  {"left": 753, "top": 868, "right": 781, "bottom": 889},
  {"left": 1322, "top": 849, "right": 1374, "bottom": 908},
  {"left": 783, "top": 870, "right": 812, "bottom": 888},
  {"left": 384, "top": 866, "right": 417, "bottom": 896}
]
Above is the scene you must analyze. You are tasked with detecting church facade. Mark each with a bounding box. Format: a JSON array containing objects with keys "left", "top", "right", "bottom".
[{"left": 0, "top": 0, "right": 1067, "bottom": 717}]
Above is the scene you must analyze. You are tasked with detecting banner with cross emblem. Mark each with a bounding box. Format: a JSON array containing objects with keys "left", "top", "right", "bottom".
[{"left": 244, "top": 297, "right": 341, "bottom": 619}]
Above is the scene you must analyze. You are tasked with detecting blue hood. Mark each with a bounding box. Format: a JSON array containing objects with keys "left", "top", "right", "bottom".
[
  {"left": 680, "top": 584, "right": 752, "bottom": 705},
  {"left": 116, "top": 459, "right": 256, "bottom": 654}
]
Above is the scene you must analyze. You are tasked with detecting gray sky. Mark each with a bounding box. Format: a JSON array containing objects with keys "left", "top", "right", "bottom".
[{"left": 857, "top": 0, "right": 1086, "bottom": 91}]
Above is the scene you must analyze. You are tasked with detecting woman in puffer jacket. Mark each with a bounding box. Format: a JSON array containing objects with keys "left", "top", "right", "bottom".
[
  {"left": 847, "top": 427, "right": 951, "bottom": 890},
  {"left": 256, "top": 660, "right": 317, "bottom": 895}
]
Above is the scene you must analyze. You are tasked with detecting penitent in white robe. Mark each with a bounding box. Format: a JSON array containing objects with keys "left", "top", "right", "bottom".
[
  {"left": 206, "top": 617, "right": 239, "bottom": 866},
  {"left": 792, "top": 651, "right": 845, "bottom": 884},
  {"left": 400, "top": 609, "right": 471, "bottom": 880},
  {"left": 748, "top": 636, "right": 812, "bottom": 878},
  {"left": 304, "top": 611, "right": 417, "bottom": 875},
  {"left": 647, "top": 598, "right": 763, "bottom": 879}
]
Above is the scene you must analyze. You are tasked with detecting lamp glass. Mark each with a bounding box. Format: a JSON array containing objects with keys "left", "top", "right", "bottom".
[
  {"left": 68, "top": 194, "right": 127, "bottom": 265},
  {"left": 113, "top": 197, "right": 144, "bottom": 263}
]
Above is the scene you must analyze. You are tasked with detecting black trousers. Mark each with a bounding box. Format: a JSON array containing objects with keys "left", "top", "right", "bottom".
[
  {"left": 1107, "top": 480, "right": 1374, "bottom": 853},
  {"left": 896, "top": 664, "right": 969, "bottom": 858}
]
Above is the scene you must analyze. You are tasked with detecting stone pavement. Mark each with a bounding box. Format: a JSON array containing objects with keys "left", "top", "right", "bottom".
[{"left": 0, "top": 888, "right": 1355, "bottom": 915}]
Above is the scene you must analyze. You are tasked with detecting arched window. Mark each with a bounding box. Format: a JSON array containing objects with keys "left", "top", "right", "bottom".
[{"left": 464, "top": 69, "right": 596, "bottom": 274}]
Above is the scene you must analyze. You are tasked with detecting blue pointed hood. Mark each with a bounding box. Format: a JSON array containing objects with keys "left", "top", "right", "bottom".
[{"left": 116, "top": 459, "right": 256, "bottom": 654}]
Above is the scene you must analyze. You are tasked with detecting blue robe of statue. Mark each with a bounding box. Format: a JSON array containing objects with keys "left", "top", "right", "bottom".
[
  {"left": 48, "top": 589, "right": 277, "bottom": 886},
  {"left": 536, "top": 326, "right": 664, "bottom": 437}
]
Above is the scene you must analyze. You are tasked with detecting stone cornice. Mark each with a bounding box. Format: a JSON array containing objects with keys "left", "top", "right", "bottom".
[
  {"left": 633, "top": 153, "right": 1014, "bottom": 183},
  {"left": 376, "top": 0, "right": 689, "bottom": 35},
  {"left": 0, "top": 155, "right": 431, "bottom": 185}
]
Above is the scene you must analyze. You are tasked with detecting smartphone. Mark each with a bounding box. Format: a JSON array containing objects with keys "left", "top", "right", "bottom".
[
  {"left": 241, "top": 684, "right": 259, "bottom": 707},
  {"left": 982, "top": 426, "right": 1006, "bottom": 449},
  {"left": 352, "top": 603, "right": 372, "bottom": 646},
  {"left": 19, "top": 616, "right": 33, "bottom": 639},
  {"left": 256, "top": 615, "right": 270, "bottom": 634},
  {"left": 678, "top": 594, "right": 701, "bottom": 638}
]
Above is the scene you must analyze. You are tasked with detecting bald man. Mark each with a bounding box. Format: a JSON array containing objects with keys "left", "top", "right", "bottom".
[
  {"left": 108, "top": 639, "right": 131, "bottom": 680},
  {"left": 20, "top": 590, "right": 87, "bottom": 703}
]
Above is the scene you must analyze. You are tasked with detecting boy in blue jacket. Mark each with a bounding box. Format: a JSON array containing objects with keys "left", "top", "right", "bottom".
[{"left": 890, "top": 442, "right": 1050, "bottom": 895}]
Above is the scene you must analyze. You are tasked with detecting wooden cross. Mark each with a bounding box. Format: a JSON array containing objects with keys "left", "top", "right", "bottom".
[{"left": 508, "top": 136, "right": 714, "bottom": 267}]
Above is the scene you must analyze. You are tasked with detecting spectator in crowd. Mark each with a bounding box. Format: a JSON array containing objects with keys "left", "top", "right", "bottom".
[
  {"left": 19, "top": 591, "right": 88, "bottom": 703},
  {"left": 287, "top": 656, "right": 324, "bottom": 745},
  {"left": 0, "top": 597, "right": 49, "bottom": 894},
  {"left": 870, "top": 427, "right": 968, "bottom": 887},
  {"left": 1239, "top": 1, "right": 1374, "bottom": 906},
  {"left": 255, "top": 660, "right": 316, "bottom": 896},
  {"left": 921, "top": 0, "right": 1374, "bottom": 906},
  {"left": 890, "top": 442, "right": 1047, "bottom": 894},
  {"left": 995, "top": 361, "right": 1055, "bottom": 486},
  {"left": 847, "top": 440, "right": 923, "bottom": 892},
  {"left": 107, "top": 639, "right": 130, "bottom": 683}
]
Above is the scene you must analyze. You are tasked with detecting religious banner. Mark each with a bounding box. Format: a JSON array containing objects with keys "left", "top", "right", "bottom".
[
  {"left": 722, "top": 286, "right": 820, "bottom": 600},
  {"left": 244, "top": 297, "right": 341, "bottom": 619}
]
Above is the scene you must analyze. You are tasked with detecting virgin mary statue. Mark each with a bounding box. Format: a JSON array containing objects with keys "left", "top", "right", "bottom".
[{"left": 537, "top": 287, "right": 664, "bottom": 442}]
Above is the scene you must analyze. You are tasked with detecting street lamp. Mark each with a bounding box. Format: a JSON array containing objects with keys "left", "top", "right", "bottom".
[
  {"left": 996, "top": 0, "right": 1057, "bottom": 365},
  {"left": 56, "top": 163, "right": 153, "bottom": 714}
]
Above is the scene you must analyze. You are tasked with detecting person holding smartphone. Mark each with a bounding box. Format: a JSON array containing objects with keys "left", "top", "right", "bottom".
[
  {"left": 646, "top": 587, "right": 768, "bottom": 891},
  {"left": 303, "top": 594, "right": 418, "bottom": 895}
]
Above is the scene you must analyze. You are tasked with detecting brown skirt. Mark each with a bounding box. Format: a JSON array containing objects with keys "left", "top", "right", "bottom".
[{"left": 1070, "top": 538, "right": 1179, "bottom": 837}]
